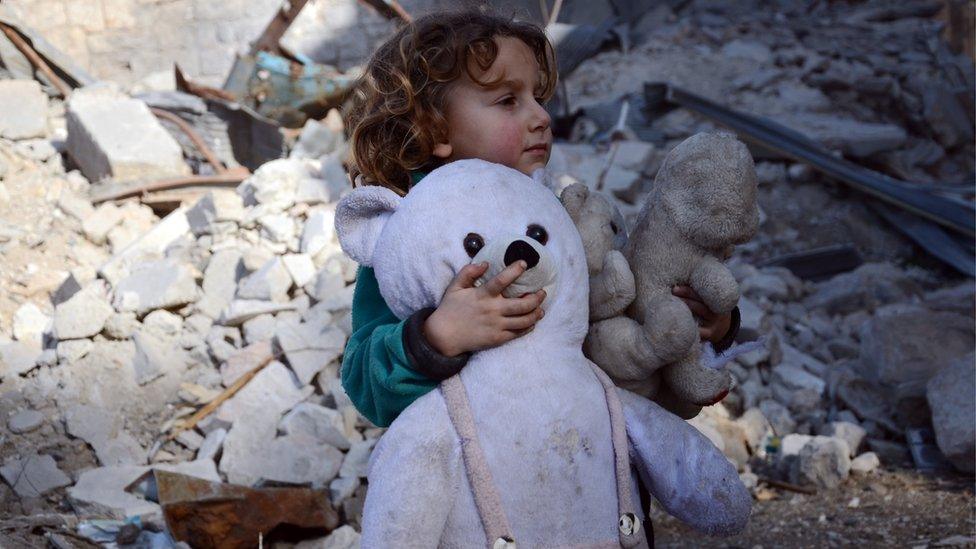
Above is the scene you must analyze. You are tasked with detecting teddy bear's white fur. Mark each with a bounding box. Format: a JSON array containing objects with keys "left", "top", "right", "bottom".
[
  {"left": 576, "top": 132, "right": 760, "bottom": 419},
  {"left": 335, "top": 159, "right": 750, "bottom": 548}
]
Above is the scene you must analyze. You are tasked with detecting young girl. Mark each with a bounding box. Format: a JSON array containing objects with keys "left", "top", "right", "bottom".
[{"left": 342, "top": 10, "right": 738, "bottom": 428}]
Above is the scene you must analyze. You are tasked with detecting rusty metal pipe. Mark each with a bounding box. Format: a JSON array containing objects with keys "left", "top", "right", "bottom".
[
  {"left": 0, "top": 22, "right": 72, "bottom": 97},
  {"left": 149, "top": 107, "right": 227, "bottom": 174}
]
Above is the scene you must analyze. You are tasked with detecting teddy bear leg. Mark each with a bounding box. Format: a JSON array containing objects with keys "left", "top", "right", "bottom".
[
  {"left": 589, "top": 250, "right": 636, "bottom": 321},
  {"left": 652, "top": 382, "right": 704, "bottom": 420},
  {"left": 584, "top": 316, "right": 665, "bottom": 383},
  {"left": 660, "top": 348, "right": 733, "bottom": 407},
  {"left": 641, "top": 294, "right": 699, "bottom": 363},
  {"left": 616, "top": 373, "right": 661, "bottom": 401}
]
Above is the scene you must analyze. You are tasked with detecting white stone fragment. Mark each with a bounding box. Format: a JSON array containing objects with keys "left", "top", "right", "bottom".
[
  {"left": 112, "top": 259, "right": 199, "bottom": 315},
  {"left": 1, "top": 454, "right": 71, "bottom": 498},
  {"left": 0, "top": 80, "right": 47, "bottom": 139}
]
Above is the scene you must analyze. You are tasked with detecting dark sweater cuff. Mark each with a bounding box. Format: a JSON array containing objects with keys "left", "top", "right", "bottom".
[
  {"left": 713, "top": 306, "right": 741, "bottom": 353},
  {"left": 403, "top": 307, "right": 470, "bottom": 381}
]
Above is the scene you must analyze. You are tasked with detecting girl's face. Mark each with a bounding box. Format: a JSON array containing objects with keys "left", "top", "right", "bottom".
[{"left": 433, "top": 36, "right": 553, "bottom": 177}]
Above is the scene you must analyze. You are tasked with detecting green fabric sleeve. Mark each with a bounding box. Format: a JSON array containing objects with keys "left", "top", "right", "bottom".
[{"left": 340, "top": 266, "right": 439, "bottom": 427}]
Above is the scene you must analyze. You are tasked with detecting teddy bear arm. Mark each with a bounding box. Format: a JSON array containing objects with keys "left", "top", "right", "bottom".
[
  {"left": 361, "top": 403, "right": 462, "bottom": 547},
  {"left": 589, "top": 250, "right": 636, "bottom": 321},
  {"left": 618, "top": 388, "right": 751, "bottom": 536},
  {"left": 689, "top": 256, "right": 740, "bottom": 315}
]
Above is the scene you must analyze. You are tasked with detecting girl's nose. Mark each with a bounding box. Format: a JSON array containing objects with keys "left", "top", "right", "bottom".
[{"left": 528, "top": 99, "right": 551, "bottom": 133}]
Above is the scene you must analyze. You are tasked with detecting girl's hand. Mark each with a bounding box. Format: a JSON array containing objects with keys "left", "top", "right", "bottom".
[
  {"left": 672, "top": 285, "right": 733, "bottom": 344},
  {"left": 424, "top": 261, "right": 546, "bottom": 357}
]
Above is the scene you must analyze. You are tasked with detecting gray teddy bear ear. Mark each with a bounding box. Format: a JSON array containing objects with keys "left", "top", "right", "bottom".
[{"left": 334, "top": 185, "right": 402, "bottom": 266}]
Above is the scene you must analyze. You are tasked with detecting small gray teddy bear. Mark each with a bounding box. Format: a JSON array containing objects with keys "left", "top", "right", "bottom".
[{"left": 566, "top": 132, "right": 760, "bottom": 419}]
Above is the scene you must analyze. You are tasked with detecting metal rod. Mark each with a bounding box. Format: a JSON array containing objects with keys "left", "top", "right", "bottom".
[
  {"left": 150, "top": 107, "right": 226, "bottom": 174},
  {"left": 0, "top": 22, "right": 72, "bottom": 97}
]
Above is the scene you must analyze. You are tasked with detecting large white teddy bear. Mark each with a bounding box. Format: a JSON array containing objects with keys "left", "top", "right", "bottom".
[{"left": 335, "top": 159, "right": 750, "bottom": 548}]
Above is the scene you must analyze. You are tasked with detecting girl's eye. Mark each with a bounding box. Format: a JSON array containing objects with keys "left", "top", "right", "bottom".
[
  {"left": 609, "top": 222, "right": 619, "bottom": 234},
  {"left": 464, "top": 233, "right": 485, "bottom": 257},
  {"left": 497, "top": 96, "right": 516, "bottom": 106},
  {"left": 526, "top": 224, "right": 548, "bottom": 245}
]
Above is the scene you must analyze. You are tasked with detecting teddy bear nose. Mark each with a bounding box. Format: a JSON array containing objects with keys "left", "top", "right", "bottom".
[{"left": 504, "top": 240, "right": 540, "bottom": 269}]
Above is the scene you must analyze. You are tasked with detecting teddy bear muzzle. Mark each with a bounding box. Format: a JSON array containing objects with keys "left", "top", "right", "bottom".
[{"left": 471, "top": 235, "right": 558, "bottom": 307}]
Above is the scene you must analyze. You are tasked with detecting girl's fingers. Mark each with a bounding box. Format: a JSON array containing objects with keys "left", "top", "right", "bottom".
[
  {"left": 501, "top": 309, "right": 544, "bottom": 331},
  {"left": 501, "top": 290, "right": 545, "bottom": 316},
  {"left": 678, "top": 296, "right": 713, "bottom": 319},
  {"left": 672, "top": 285, "right": 701, "bottom": 302},
  {"left": 482, "top": 261, "right": 526, "bottom": 296},
  {"left": 449, "top": 262, "right": 489, "bottom": 290}
]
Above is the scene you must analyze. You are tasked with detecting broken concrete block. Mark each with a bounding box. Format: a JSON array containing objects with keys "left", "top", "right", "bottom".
[
  {"left": 927, "top": 353, "right": 976, "bottom": 474},
  {"left": 791, "top": 436, "right": 851, "bottom": 489},
  {"left": 132, "top": 331, "right": 175, "bottom": 385},
  {"left": 65, "top": 403, "right": 147, "bottom": 466},
  {"left": 99, "top": 207, "right": 190, "bottom": 285},
  {"left": 274, "top": 319, "right": 346, "bottom": 385},
  {"left": 12, "top": 302, "right": 49, "bottom": 347},
  {"left": 306, "top": 268, "right": 344, "bottom": 303},
  {"left": 282, "top": 254, "right": 316, "bottom": 288},
  {"left": 236, "top": 258, "right": 292, "bottom": 303},
  {"left": 57, "top": 338, "right": 93, "bottom": 363},
  {"left": 329, "top": 477, "right": 359, "bottom": 508},
  {"left": 339, "top": 439, "right": 376, "bottom": 479},
  {"left": 54, "top": 283, "right": 113, "bottom": 339},
  {"left": 206, "top": 326, "right": 242, "bottom": 363},
  {"left": 821, "top": 421, "right": 866, "bottom": 458},
  {"left": 215, "top": 361, "right": 309, "bottom": 425},
  {"left": 280, "top": 403, "right": 350, "bottom": 450},
  {"left": 8, "top": 409, "right": 44, "bottom": 434},
  {"left": 69, "top": 465, "right": 160, "bottom": 518},
  {"left": 0, "top": 341, "right": 42, "bottom": 377},
  {"left": 82, "top": 202, "right": 125, "bottom": 245},
  {"left": 1, "top": 453, "right": 71, "bottom": 498},
  {"left": 300, "top": 208, "right": 337, "bottom": 257},
  {"left": 264, "top": 434, "right": 344, "bottom": 486},
  {"left": 218, "top": 407, "right": 276, "bottom": 486},
  {"left": 176, "top": 429, "right": 204, "bottom": 451},
  {"left": 0, "top": 80, "right": 47, "bottom": 139},
  {"left": 219, "top": 300, "right": 296, "bottom": 327},
  {"left": 197, "top": 427, "right": 227, "bottom": 461},
  {"left": 113, "top": 259, "right": 198, "bottom": 315},
  {"left": 186, "top": 191, "right": 246, "bottom": 236},
  {"left": 850, "top": 451, "right": 880, "bottom": 475},
  {"left": 142, "top": 310, "right": 183, "bottom": 337},
  {"left": 195, "top": 249, "right": 245, "bottom": 319},
  {"left": 291, "top": 115, "right": 343, "bottom": 160},
  {"left": 241, "top": 314, "right": 276, "bottom": 346},
  {"left": 258, "top": 213, "right": 296, "bottom": 244},
  {"left": 103, "top": 312, "right": 138, "bottom": 339},
  {"left": 220, "top": 340, "right": 273, "bottom": 387},
  {"left": 237, "top": 159, "right": 315, "bottom": 212},
  {"left": 66, "top": 87, "right": 189, "bottom": 183}
]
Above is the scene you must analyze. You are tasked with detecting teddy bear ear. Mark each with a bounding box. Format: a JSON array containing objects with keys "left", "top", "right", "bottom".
[{"left": 334, "top": 185, "right": 402, "bottom": 266}]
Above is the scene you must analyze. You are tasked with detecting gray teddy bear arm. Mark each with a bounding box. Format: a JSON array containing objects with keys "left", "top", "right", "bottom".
[
  {"left": 589, "top": 250, "right": 637, "bottom": 321},
  {"left": 618, "top": 388, "right": 751, "bottom": 536},
  {"left": 689, "top": 251, "right": 741, "bottom": 316}
]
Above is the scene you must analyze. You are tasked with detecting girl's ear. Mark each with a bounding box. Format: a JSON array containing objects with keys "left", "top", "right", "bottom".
[{"left": 335, "top": 186, "right": 402, "bottom": 266}]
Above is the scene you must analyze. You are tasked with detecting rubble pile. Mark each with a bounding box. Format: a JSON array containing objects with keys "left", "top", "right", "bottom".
[
  {"left": 0, "top": 0, "right": 973, "bottom": 546},
  {"left": 561, "top": 0, "right": 974, "bottom": 265}
]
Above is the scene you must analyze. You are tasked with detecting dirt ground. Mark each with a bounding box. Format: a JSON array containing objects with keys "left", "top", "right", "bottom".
[{"left": 652, "top": 468, "right": 975, "bottom": 548}]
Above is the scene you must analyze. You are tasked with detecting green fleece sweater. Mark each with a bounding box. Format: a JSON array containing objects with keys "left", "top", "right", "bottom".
[{"left": 340, "top": 266, "right": 438, "bottom": 427}]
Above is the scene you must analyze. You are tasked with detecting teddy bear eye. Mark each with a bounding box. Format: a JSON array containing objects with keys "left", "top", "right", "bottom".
[
  {"left": 526, "top": 224, "right": 548, "bottom": 245},
  {"left": 463, "top": 233, "right": 485, "bottom": 257},
  {"left": 610, "top": 222, "right": 619, "bottom": 234}
]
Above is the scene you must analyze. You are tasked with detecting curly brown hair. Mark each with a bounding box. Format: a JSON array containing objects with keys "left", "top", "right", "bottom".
[{"left": 347, "top": 9, "right": 557, "bottom": 195}]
